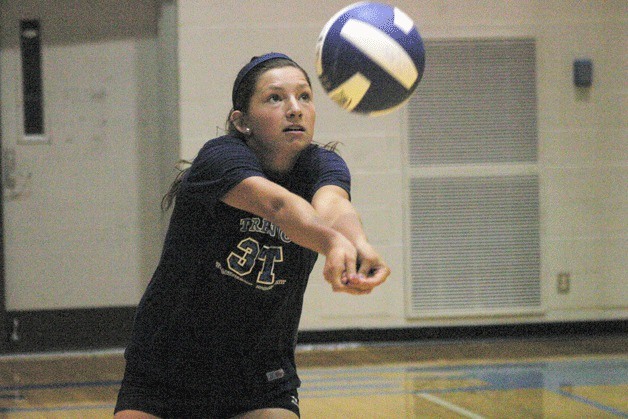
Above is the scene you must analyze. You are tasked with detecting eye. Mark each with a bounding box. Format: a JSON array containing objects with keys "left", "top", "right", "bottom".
[
  {"left": 299, "top": 92, "right": 312, "bottom": 101},
  {"left": 268, "top": 94, "right": 281, "bottom": 103}
]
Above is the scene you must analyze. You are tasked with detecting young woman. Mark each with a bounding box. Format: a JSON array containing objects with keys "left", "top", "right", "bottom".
[{"left": 114, "top": 52, "right": 390, "bottom": 418}]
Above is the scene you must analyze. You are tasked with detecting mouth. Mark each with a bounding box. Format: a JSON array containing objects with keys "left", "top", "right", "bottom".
[{"left": 283, "top": 125, "right": 305, "bottom": 133}]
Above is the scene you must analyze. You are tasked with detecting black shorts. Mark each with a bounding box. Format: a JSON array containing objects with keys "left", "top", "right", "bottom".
[{"left": 114, "top": 368, "right": 300, "bottom": 418}]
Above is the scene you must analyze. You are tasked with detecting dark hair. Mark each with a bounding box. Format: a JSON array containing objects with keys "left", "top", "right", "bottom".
[
  {"left": 161, "top": 159, "right": 191, "bottom": 212},
  {"left": 162, "top": 56, "right": 311, "bottom": 212},
  {"left": 161, "top": 56, "right": 339, "bottom": 212}
]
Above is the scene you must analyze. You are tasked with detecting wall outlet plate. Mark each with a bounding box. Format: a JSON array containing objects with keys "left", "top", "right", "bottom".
[{"left": 557, "top": 272, "right": 570, "bottom": 294}]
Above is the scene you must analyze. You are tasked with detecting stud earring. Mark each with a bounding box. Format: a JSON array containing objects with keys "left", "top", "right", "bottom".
[{"left": 244, "top": 128, "right": 251, "bottom": 135}]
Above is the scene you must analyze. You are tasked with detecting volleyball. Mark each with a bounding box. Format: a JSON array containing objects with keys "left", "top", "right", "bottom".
[{"left": 315, "top": 2, "right": 425, "bottom": 116}]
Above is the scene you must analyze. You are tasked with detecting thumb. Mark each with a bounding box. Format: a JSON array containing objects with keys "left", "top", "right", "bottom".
[{"left": 342, "top": 251, "right": 358, "bottom": 285}]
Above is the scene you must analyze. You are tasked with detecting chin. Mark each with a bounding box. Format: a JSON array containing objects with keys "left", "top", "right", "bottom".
[
  {"left": 295, "top": 136, "right": 313, "bottom": 150},
  {"left": 285, "top": 133, "right": 312, "bottom": 147}
]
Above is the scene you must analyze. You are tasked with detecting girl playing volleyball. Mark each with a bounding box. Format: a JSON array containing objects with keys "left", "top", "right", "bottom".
[{"left": 115, "top": 53, "right": 389, "bottom": 418}]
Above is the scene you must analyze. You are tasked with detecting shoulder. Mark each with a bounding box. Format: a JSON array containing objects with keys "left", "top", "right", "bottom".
[
  {"left": 183, "top": 135, "right": 263, "bottom": 185},
  {"left": 197, "top": 135, "right": 250, "bottom": 156},
  {"left": 298, "top": 144, "right": 347, "bottom": 167},
  {"left": 293, "top": 144, "right": 351, "bottom": 198},
  {"left": 192, "top": 135, "right": 257, "bottom": 168},
  {"left": 180, "top": 136, "right": 264, "bottom": 203}
]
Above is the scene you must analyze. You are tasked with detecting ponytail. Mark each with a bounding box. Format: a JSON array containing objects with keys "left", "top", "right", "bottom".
[{"left": 161, "top": 160, "right": 192, "bottom": 212}]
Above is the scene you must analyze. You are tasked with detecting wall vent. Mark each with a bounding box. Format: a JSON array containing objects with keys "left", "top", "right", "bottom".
[
  {"left": 408, "top": 38, "right": 537, "bottom": 166},
  {"left": 405, "top": 38, "right": 541, "bottom": 318}
]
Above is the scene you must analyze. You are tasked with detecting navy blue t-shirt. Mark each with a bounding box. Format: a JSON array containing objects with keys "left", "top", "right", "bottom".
[{"left": 124, "top": 135, "right": 350, "bottom": 399}]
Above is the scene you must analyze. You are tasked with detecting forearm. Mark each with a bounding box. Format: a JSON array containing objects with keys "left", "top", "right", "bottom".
[
  {"left": 221, "top": 176, "right": 347, "bottom": 256},
  {"left": 312, "top": 185, "right": 390, "bottom": 285},
  {"left": 267, "top": 194, "right": 348, "bottom": 256},
  {"left": 312, "top": 185, "right": 368, "bottom": 246},
  {"left": 326, "top": 202, "right": 369, "bottom": 247}
]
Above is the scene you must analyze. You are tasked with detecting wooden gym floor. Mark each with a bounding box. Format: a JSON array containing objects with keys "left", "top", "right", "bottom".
[{"left": 0, "top": 333, "right": 625, "bottom": 418}]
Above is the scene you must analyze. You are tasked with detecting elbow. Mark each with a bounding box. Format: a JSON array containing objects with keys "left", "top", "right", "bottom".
[
  {"left": 263, "top": 196, "right": 289, "bottom": 224},
  {"left": 268, "top": 196, "right": 286, "bottom": 214}
]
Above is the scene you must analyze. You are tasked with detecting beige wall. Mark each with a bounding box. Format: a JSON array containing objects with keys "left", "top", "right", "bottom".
[
  {"left": 1, "top": 0, "right": 168, "bottom": 310},
  {"left": 175, "top": 0, "right": 626, "bottom": 330},
  {"left": 2, "top": 0, "right": 622, "bottom": 329}
]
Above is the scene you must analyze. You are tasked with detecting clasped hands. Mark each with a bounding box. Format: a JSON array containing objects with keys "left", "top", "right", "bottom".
[{"left": 323, "top": 237, "right": 390, "bottom": 295}]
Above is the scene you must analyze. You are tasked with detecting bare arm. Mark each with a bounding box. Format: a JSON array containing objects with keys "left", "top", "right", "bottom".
[
  {"left": 312, "top": 185, "right": 390, "bottom": 293},
  {"left": 221, "top": 176, "right": 364, "bottom": 294}
]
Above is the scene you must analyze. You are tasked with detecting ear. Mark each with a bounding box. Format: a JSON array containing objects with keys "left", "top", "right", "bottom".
[{"left": 230, "top": 110, "right": 249, "bottom": 135}]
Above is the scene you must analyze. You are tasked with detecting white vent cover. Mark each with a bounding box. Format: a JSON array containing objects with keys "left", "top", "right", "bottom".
[
  {"left": 407, "top": 176, "right": 541, "bottom": 316},
  {"left": 405, "top": 38, "right": 541, "bottom": 318},
  {"left": 408, "top": 38, "right": 537, "bottom": 166}
]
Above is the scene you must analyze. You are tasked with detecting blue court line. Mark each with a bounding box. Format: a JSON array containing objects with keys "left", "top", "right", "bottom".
[
  {"left": 0, "top": 357, "right": 625, "bottom": 416},
  {"left": 0, "top": 380, "right": 121, "bottom": 413},
  {"left": 555, "top": 389, "right": 628, "bottom": 418},
  {"left": 302, "top": 389, "right": 417, "bottom": 398},
  {"left": 302, "top": 382, "right": 401, "bottom": 392},
  {"left": 303, "top": 357, "right": 628, "bottom": 388},
  {"left": 0, "top": 393, "right": 24, "bottom": 400},
  {"left": 0, "top": 404, "right": 115, "bottom": 414},
  {"left": 0, "top": 379, "right": 121, "bottom": 392},
  {"left": 300, "top": 357, "right": 628, "bottom": 417}
]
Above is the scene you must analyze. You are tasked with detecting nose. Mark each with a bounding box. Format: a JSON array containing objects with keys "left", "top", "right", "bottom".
[{"left": 286, "top": 96, "right": 302, "bottom": 119}]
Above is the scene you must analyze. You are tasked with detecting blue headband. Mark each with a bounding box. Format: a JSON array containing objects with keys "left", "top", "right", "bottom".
[{"left": 232, "top": 52, "right": 294, "bottom": 109}]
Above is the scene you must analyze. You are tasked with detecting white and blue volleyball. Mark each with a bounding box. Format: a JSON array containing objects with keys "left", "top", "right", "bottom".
[{"left": 316, "top": 2, "right": 425, "bottom": 116}]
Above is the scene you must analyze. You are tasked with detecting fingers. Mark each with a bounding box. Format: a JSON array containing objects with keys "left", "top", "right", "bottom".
[
  {"left": 334, "top": 277, "right": 372, "bottom": 295},
  {"left": 359, "top": 265, "right": 390, "bottom": 287},
  {"left": 342, "top": 268, "right": 388, "bottom": 292},
  {"left": 322, "top": 263, "right": 344, "bottom": 290},
  {"left": 322, "top": 237, "right": 390, "bottom": 295},
  {"left": 322, "top": 237, "right": 357, "bottom": 291},
  {"left": 329, "top": 264, "right": 389, "bottom": 294},
  {"left": 325, "top": 260, "right": 376, "bottom": 295}
]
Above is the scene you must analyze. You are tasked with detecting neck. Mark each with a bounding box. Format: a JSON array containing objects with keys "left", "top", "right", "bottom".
[{"left": 247, "top": 141, "right": 299, "bottom": 176}]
